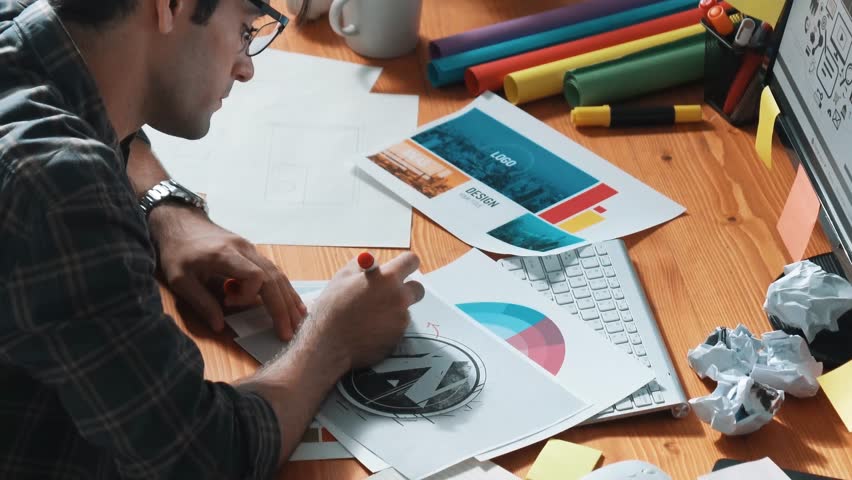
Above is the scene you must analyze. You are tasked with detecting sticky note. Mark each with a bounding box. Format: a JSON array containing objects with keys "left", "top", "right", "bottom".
[
  {"left": 818, "top": 360, "right": 852, "bottom": 432},
  {"left": 726, "top": 0, "right": 785, "bottom": 27},
  {"left": 776, "top": 165, "right": 821, "bottom": 262},
  {"left": 756, "top": 86, "right": 781, "bottom": 169},
  {"left": 699, "top": 458, "right": 792, "bottom": 479},
  {"left": 525, "top": 439, "right": 601, "bottom": 480}
]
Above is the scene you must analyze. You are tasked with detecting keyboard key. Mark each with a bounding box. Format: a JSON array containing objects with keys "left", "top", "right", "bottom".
[
  {"left": 607, "top": 278, "right": 621, "bottom": 289},
  {"left": 593, "top": 290, "right": 611, "bottom": 301},
  {"left": 600, "top": 406, "right": 615, "bottom": 414},
  {"left": 629, "top": 333, "right": 642, "bottom": 345},
  {"left": 616, "top": 300, "right": 629, "bottom": 311},
  {"left": 522, "top": 257, "right": 546, "bottom": 280},
  {"left": 542, "top": 255, "right": 563, "bottom": 272},
  {"left": 612, "top": 288, "right": 624, "bottom": 299},
  {"left": 599, "top": 255, "right": 612, "bottom": 267},
  {"left": 598, "top": 330, "right": 608, "bottom": 339},
  {"left": 568, "top": 276, "right": 587, "bottom": 288},
  {"left": 581, "top": 257, "right": 599, "bottom": 268},
  {"left": 576, "top": 298, "right": 595, "bottom": 310},
  {"left": 610, "top": 332, "right": 628, "bottom": 344},
  {"left": 625, "top": 323, "right": 638, "bottom": 333},
  {"left": 634, "top": 345, "right": 647, "bottom": 356},
  {"left": 530, "top": 280, "right": 549, "bottom": 291},
  {"left": 621, "top": 311, "right": 633, "bottom": 321},
  {"left": 595, "top": 244, "right": 608, "bottom": 255},
  {"left": 652, "top": 391, "right": 665, "bottom": 404},
  {"left": 603, "top": 266, "right": 616, "bottom": 277},
  {"left": 547, "top": 271, "right": 566, "bottom": 283},
  {"left": 633, "top": 388, "right": 652, "bottom": 407},
  {"left": 605, "top": 322, "right": 624, "bottom": 334},
  {"left": 551, "top": 281, "right": 571, "bottom": 294},
  {"left": 589, "top": 278, "right": 608, "bottom": 290},
  {"left": 499, "top": 257, "right": 523, "bottom": 270},
  {"left": 587, "top": 320, "right": 603, "bottom": 331},
  {"left": 573, "top": 287, "right": 591, "bottom": 299},
  {"left": 597, "top": 300, "right": 615, "bottom": 311},
  {"left": 566, "top": 266, "right": 584, "bottom": 277},
  {"left": 619, "top": 343, "right": 632, "bottom": 354},
  {"left": 648, "top": 381, "right": 661, "bottom": 392},
  {"left": 585, "top": 268, "right": 603, "bottom": 279},
  {"left": 567, "top": 304, "right": 579, "bottom": 315},
  {"left": 559, "top": 251, "right": 579, "bottom": 266},
  {"left": 615, "top": 397, "right": 634, "bottom": 411},
  {"left": 639, "top": 357, "right": 651, "bottom": 368},
  {"left": 511, "top": 269, "right": 527, "bottom": 280},
  {"left": 578, "top": 246, "right": 596, "bottom": 258},
  {"left": 539, "top": 290, "right": 554, "bottom": 301},
  {"left": 601, "top": 311, "right": 620, "bottom": 322},
  {"left": 554, "top": 292, "right": 574, "bottom": 305}
]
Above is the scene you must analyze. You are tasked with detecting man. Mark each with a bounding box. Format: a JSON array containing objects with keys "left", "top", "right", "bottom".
[{"left": 0, "top": 0, "right": 424, "bottom": 478}]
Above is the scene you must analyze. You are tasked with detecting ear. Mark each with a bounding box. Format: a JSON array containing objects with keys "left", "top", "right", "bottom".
[{"left": 154, "top": 0, "right": 186, "bottom": 33}]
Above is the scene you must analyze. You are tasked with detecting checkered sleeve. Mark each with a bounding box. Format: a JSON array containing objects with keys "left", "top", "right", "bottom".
[{"left": 3, "top": 146, "right": 280, "bottom": 479}]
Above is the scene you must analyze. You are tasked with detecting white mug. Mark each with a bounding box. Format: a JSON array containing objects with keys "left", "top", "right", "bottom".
[{"left": 329, "top": 0, "right": 423, "bottom": 59}]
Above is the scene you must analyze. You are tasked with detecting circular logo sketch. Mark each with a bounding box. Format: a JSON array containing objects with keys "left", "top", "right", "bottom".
[{"left": 337, "top": 335, "right": 486, "bottom": 418}]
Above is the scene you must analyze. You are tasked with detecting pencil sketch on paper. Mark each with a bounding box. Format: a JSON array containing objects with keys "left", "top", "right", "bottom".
[{"left": 336, "top": 335, "right": 486, "bottom": 421}]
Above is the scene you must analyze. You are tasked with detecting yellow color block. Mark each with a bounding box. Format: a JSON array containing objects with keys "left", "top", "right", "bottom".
[
  {"left": 526, "top": 439, "right": 602, "bottom": 480},
  {"left": 818, "top": 360, "right": 852, "bottom": 432},
  {"left": 756, "top": 86, "right": 781, "bottom": 170},
  {"left": 726, "top": 0, "right": 785, "bottom": 27},
  {"left": 558, "top": 210, "right": 605, "bottom": 233},
  {"left": 504, "top": 23, "right": 704, "bottom": 105}
]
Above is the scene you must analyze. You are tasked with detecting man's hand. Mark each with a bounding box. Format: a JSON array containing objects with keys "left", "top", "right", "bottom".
[{"left": 148, "top": 204, "right": 306, "bottom": 340}]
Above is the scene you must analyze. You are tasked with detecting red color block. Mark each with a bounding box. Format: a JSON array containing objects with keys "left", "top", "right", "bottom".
[
  {"left": 594, "top": 205, "right": 607, "bottom": 214},
  {"left": 539, "top": 183, "right": 618, "bottom": 224}
]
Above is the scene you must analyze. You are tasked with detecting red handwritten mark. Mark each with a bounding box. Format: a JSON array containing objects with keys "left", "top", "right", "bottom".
[{"left": 426, "top": 322, "right": 440, "bottom": 337}]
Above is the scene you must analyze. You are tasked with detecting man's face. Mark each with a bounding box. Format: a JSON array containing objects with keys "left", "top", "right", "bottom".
[{"left": 147, "top": 0, "right": 261, "bottom": 140}]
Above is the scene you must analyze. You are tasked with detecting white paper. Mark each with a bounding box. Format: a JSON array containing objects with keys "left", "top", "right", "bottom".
[
  {"left": 289, "top": 421, "right": 353, "bottom": 461},
  {"left": 690, "top": 377, "right": 784, "bottom": 436},
  {"left": 687, "top": 325, "right": 763, "bottom": 384},
  {"left": 423, "top": 250, "right": 653, "bottom": 458},
  {"left": 225, "top": 281, "right": 327, "bottom": 337},
  {"left": 698, "top": 457, "right": 792, "bottom": 480},
  {"left": 316, "top": 288, "right": 589, "bottom": 480},
  {"left": 371, "top": 460, "right": 520, "bottom": 480},
  {"left": 205, "top": 93, "right": 417, "bottom": 247},
  {"left": 764, "top": 260, "right": 852, "bottom": 342},
  {"left": 355, "top": 93, "right": 684, "bottom": 256}
]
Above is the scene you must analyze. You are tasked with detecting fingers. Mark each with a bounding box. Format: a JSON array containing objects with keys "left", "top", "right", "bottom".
[
  {"left": 377, "top": 252, "right": 421, "bottom": 281},
  {"left": 171, "top": 275, "right": 226, "bottom": 332},
  {"left": 243, "top": 250, "right": 303, "bottom": 342},
  {"left": 402, "top": 280, "right": 426, "bottom": 307}
]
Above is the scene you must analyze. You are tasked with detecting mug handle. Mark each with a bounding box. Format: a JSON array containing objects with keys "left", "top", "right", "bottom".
[{"left": 329, "top": 0, "right": 358, "bottom": 36}]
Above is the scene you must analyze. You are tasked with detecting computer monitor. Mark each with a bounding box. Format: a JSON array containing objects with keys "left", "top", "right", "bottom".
[{"left": 769, "top": 0, "right": 852, "bottom": 278}]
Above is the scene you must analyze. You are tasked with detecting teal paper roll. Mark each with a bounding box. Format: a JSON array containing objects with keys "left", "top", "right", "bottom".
[
  {"left": 563, "top": 34, "right": 705, "bottom": 106},
  {"left": 427, "top": 0, "right": 696, "bottom": 88}
]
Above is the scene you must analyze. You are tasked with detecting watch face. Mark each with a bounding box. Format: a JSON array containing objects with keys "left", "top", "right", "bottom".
[{"left": 337, "top": 335, "right": 486, "bottom": 419}]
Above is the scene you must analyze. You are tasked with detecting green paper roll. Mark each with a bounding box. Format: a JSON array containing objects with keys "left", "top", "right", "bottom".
[{"left": 563, "top": 33, "right": 705, "bottom": 106}]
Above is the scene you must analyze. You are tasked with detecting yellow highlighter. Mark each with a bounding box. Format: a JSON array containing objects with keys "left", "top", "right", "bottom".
[{"left": 571, "top": 104, "right": 703, "bottom": 127}]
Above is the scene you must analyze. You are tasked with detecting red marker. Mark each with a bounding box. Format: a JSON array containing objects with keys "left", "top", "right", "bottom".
[
  {"left": 698, "top": 0, "right": 717, "bottom": 14},
  {"left": 357, "top": 252, "right": 378, "bottom": 272},
  {"left": 223, "top": 278, "right": 241, "bottom": 296}
]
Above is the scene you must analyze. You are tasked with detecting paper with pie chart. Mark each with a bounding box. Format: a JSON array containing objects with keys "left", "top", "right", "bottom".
[
  {"left": 424, "top": 249, "right": 654, "bottom": 460},
  {"left": 316, "top": 287, "right": 589, "bottom": 480}
]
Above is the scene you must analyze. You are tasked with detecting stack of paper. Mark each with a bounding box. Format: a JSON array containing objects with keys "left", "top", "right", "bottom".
[{"left": 144, "top": 50, "right": 418, "bottom": 248}]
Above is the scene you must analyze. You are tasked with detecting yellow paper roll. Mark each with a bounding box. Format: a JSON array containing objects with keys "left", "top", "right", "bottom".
[{"left": 504, "top": 23, "right": 704, "bottom": 105}]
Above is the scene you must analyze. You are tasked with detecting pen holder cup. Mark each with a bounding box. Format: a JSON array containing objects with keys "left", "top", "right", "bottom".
[{"left": 702, "top": 16, "right": 764, "bottom": 126}]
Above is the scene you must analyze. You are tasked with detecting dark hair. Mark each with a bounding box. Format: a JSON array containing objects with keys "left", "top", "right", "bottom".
[{"left": 49, "top": 0, "right": 222, "bottom": 27}]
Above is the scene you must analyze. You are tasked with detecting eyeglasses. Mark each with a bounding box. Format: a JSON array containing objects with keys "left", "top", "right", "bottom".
[{"left": 241, "top": 0, "right": 290, "bottom": 57}]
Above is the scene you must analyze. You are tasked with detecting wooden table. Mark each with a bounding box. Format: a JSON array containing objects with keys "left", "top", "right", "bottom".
[{"left": 162, "top": 1, "right": 852, "bottom": 478}]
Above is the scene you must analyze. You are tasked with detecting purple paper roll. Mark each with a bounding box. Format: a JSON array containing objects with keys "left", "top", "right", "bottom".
[{"left": 429, "top": 0, "right": 665, "bottom": 59}]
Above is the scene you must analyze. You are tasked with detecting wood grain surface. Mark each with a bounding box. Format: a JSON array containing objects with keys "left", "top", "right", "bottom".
[{"left": 160, "top": 1, "right": 852, "bottom": 478}]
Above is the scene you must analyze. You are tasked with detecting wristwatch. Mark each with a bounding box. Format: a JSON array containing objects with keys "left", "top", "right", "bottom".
[{"left": 138, "top": 179, "right": 208, "bottom": 217}]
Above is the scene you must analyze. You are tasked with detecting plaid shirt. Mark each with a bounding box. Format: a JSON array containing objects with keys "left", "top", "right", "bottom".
[{"left": 0, "top": 1, "right": 281, "bottom": 478}]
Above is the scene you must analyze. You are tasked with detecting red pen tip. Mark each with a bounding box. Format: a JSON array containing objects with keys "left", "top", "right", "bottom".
[{"left": 357, "top": 252, "right": 375, "bottom": 270}]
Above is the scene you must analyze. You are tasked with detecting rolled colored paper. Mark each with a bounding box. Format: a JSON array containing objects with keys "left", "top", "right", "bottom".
[
  {"left": 563, "top": 34, "right": 705, "bottom": 106},
  {"left": 466, "top": 5, "right": 715, "bottom": 95},
  {"left": 504, "top": 23, "right": 704, "bottom": 105},
  {"left": 427, "top": 0, "right": 696, "bottom": 87},
  {"left": 427, "top": 0, "right": 663, "bottom": 59}
]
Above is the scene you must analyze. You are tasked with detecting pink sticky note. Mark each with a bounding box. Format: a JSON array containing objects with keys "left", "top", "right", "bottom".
[{"left": 777, "top": 165, "right": 821, "bottom": 262}]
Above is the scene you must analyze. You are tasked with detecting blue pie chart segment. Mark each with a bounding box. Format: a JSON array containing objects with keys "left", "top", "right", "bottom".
[{"left": 457, "top": 302, "right": 566, "bottom": 376}]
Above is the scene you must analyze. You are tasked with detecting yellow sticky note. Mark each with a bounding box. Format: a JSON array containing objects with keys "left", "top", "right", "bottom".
[
  {"left": 726, "top": 0, "right": 785, "bottom": 27},
  {"left": 756, "top": 86, "right": 781, "bottom": 169},
  {"left": 818, "top": 360, "right": 852, "bottom": 432},
  {"left": 776, "top": 165, "right": 821, "bottom": 262},
  {"left": 526, "top": 439, "right": 602, "bottom": 480}
]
